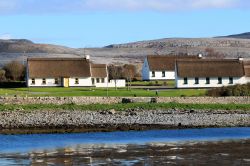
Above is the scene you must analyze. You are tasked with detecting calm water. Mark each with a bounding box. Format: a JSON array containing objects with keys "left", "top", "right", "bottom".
[{"left": 1, "top": 127, "right": 250, "bottom": 165}]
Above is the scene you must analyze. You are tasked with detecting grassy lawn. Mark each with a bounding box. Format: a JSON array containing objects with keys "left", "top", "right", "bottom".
[
  {"left": 1, "top": 102, "right": 250, "bottom": 111},
  {"left": 0, "top": 87, "right": 206, "bottom": 97}
]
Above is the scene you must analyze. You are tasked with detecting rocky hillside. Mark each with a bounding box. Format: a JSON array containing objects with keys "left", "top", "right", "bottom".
[
  {"left": 0, "top": 39, "right": 79, "bottom": 54},
  {"left": 105, "top": 38, "right": 250, "bottom": 58},
  {"left": 1, "top": 34, "right": 250, "bottom": 67},
  {"left": 218, "top": 32, "right": 250, "bottom": 39}
]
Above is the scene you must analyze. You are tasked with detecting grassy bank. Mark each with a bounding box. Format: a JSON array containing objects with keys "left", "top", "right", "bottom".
[
  {"left": 0, "top": 87, "right": 206, "bottom": 97},
  {"left": 1, "top": 102, "right": 250, "bottom": 111}
]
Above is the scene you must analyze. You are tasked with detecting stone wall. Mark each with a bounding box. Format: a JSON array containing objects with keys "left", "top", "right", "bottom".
[{"left": 0, "top": 96, "right": 249, "bottom": 105}]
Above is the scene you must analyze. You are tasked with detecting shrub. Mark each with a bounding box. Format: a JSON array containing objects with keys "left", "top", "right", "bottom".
[
  {"left": 0, "top": 69, "right": 6, "bottom": 82},
  {"left": 207, "top": 84, "right": 250, "bottom": 97},
  {"left": 3, "top": 61, "right": 25, "bottom": 81}
]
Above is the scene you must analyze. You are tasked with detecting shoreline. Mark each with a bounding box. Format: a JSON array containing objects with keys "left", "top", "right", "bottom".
[
  {"left": 1, "top": 125, "right": 250, "bottom": 135},
  {"left": 1, "top": 109, "right": 250, "bottom": 134}
]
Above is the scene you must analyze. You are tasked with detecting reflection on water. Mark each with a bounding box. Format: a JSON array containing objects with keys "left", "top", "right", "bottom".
[
  {"left": 1, "top": 128, "right": 250, "bottom": 165},
  {"left": 1, "top": 141, "right": 250, "bottom": 165}
]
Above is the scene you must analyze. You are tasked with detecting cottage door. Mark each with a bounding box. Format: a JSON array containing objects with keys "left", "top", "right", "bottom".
[{"left": 64, "top": 78, "right": 69, "bottom": 87}]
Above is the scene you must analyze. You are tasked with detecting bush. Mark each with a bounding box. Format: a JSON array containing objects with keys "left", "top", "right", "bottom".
[
  {"left": 0, "top": 69, "right": 6, "bottom": 82},
  {"left": 3, "top": 61, "right": 25, "bottom": 81},
  {"left": 207, "top": 84, "right": 250, "bottom": 97}
]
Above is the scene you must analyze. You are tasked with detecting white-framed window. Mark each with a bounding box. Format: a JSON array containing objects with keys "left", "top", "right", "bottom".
[
  {"left": 42, "top": 78, "right": 46, "bottom": 84},
  {"left": 75, "top": 78, "right": 79, "bottom": 84},
  {"left": 97, "top": 78, "right": 100, "bottom": 83},
  {"left": 206, "top": 77, "right": 210, "bottom": 84},
  {"left": 195, "top": 77, "right": 199, "bottom": 84},
  {"left": 184, "top": 77, "right": 188, "bottom": 84},
  {"left": 101, "top": 78, "right": 105, "bottom": 83},
  {"left": 229, "top": 77, "right": 233, "bottom": 84},
  {"left": 162, "top": 71, "right": 165, "bottom": 77},
  {"left": 152, "top": 71, "right": 155, "bottom": 77},
  {"left": 54, "top": 78, "right": 59, "bottom": 84},
  {"left": 218, "top": 77, "right": 222, "bottom": 84},
  {"left": 31, "top": 78, "right": 35, "bottom": 84}
]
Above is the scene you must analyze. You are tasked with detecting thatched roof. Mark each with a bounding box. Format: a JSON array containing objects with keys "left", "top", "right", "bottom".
[
  {"left": 176, "top": 59, "right": 245, "bottom": 77},
  {"left": 147, "top": 55, "right": 198, "bottom": 71},
  {"left": 244, "top": 61, "right": 250, "bottom": 77},
  {"left": 91, "top": 64, "right": 107, "bottom": 78},
  {"left": 27, "top": 58, "right": 91, "bottom": 78}
]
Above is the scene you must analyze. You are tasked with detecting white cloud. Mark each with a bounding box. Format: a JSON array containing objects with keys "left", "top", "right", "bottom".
[
  {"left": 0, "top": 33, "right": 12, "bottom": 40},
  {"left": 0, "top": 0, "right": 248, "bottom": 14},
  {"left": 0, "top": 0, "right": 18, "bottom": 13},
  {"left": 80, "top": 0, "right": 247, "bottom": 11}
]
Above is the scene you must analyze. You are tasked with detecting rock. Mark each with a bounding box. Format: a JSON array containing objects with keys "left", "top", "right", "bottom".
[
  {"left": 150, "top": 98, "right": 157, "bottom": 103},
  {"left": 108, "top": 109, "right": 116, "bottom": 115},
  {"left": 122, "top": 98, "right": 133, "bottom": 103}
]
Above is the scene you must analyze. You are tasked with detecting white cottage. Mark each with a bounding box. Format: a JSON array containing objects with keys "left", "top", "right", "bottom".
[
  {"left": 142, "top": 55, "right": 198, "bottom": 81},
  {"left": 26, "top": 57, "right": 125, "bottom": 88},
  {"left": 175, "top": 59, "right": 250, "bottom": 88}
]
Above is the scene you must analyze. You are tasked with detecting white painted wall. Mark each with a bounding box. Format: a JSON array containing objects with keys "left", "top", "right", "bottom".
[
  {"left": 107, "top": 79, "right": 126, "bottom": 88},
  {"left": 148, "top": 71, "right": 175, "bottom": 80},
  {"left": 176, "top": 76, "right": 246, "bottom": 88},
  {"left": 244, "top": 77, "right": 250, "bottom": 83},
  {"left": 28, "top": 77, "right": 93, "bottom": 87},
  {"left": 28, "top": 78, "right": 62, "bottom": 87},
  {"left": 69, "top": 77, "right": 92, "bottom": 87},
  {"left": 142, "top": 58, "right": 175, "bottom": 80},
  {"left": 27, "top": 77, "right": 126, "bottom": 88},
  {"left": 94, "top": 77, "right": 109, "bottom": 87}
]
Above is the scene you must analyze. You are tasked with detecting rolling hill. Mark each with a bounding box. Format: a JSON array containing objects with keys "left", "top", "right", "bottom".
[{"left": 1, "top": 32, "right": 250, "bottom": 67}]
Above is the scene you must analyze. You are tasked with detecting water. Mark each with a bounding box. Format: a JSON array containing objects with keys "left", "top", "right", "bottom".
[{"left": 0, "top": 127, "right": 250, "bottom": 165}]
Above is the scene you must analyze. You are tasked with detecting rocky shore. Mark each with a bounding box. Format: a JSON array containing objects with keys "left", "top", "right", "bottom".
[{"left": 0, "top": 109, "right": 250, "bottom": 134}]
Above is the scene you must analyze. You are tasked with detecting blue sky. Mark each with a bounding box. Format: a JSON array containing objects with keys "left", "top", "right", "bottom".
[{"left": 0, "top": 0, "right": 250, "bottom": 48}]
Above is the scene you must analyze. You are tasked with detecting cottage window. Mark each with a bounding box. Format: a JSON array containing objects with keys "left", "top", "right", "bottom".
[
  {"left": 184, "top": 77, "right": 188, "bottom": 84},
  {"left": 152, "top": 71, "right": 155, "bottom": 77},
  {"left": 101, "top": 78, "right": 105, "bottom": 83},
  {"left": 42, "top": 78, "right": 46, "bottom": 84},
  {"left": 229, "top": 77, "right": 233, "bottom": 84},
  {"left": 162, "top": 71, "right": 165, "bottom": 77},
  {"left": 54, "top": 78, "right": 59, "bottom": 84},
  {"left": 206, "top": 77, "right": 210, "bottom": 84},
  {"left": 31, "top": 78, "right": 35, "bottom": 84},
  {"left": 195, "top": 77, "right": 199, "bottom": 84},
  {"left": 91, "top": 78, "right": 95, "bottom": 85},
  {"left": 218, "top": 77, "right": 222, "bottom": 84},
  {"left": 97, "top": 78, "right": 100, "bottom": 83},
  {"left": 75, "top": 78, "right": 79, "bottom": 84}
]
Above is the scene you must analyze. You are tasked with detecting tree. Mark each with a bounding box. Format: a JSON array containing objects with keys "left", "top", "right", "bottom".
[
  {"left": 0, "top": 69, "right": 6, "bottom": 82},
  {"left": 122, "top": 64, "right": 136, "bottom": 90},
  {"left": 108, "top": 65, "right": 123, "bottom": 90},
  {"left": 3, "top": 61, "right": 25, "bottom": 81}
]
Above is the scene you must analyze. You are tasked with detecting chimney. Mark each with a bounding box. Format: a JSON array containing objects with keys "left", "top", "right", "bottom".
[
  {"left": 85, "top": 55, "right": 90, "bottom": 60},
  {"left": 238, "top": 57, "right": 244, "bottom": 61},
  {"left": 198, "top": 53, "right": 203, "bottom": 59}
]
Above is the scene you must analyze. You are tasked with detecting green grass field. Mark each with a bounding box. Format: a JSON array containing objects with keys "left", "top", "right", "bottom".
[{"left": 0, "top": 87, "right": 206, "bottom": 97}]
